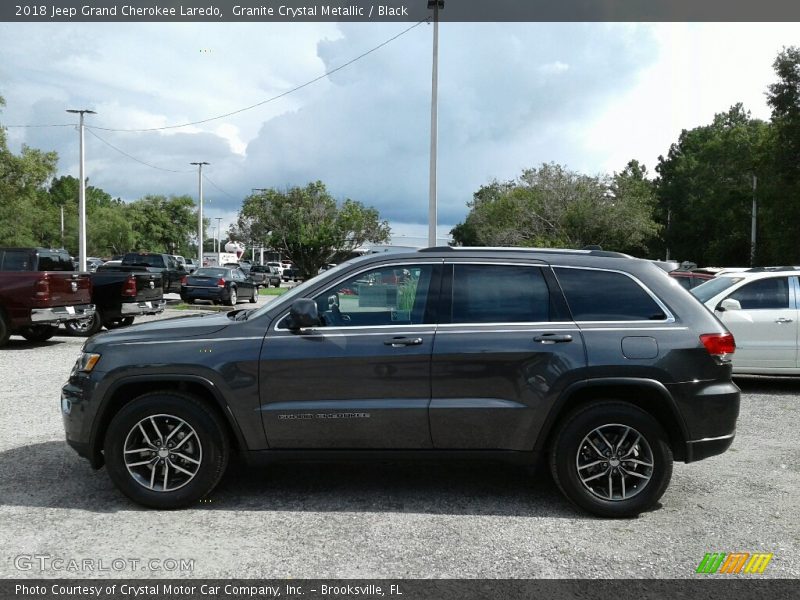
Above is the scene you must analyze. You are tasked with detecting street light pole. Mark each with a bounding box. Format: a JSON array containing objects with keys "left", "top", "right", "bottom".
[
  {"left": 191, "top": 162, "right": 210, "bottom": 265},
  {"left": 66, "top": 109, "right": 96, "bottom": 272},
  {"left": 427, "top": 0, "right": 444, "bottom": 248},
  {"left": 751, "top": 174, "right": 757, "bottom": 267}
]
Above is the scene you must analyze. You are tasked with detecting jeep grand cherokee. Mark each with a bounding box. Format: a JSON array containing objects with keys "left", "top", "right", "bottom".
[{"left": 61, "top": 247, "right": 740, "bottom": 517}]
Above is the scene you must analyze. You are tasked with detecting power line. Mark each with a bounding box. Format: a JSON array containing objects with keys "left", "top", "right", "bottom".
[
  {"left": 86, "top": 128, "right": 193, "bottom": 173},
  {"left": 89, "top": 20, "right": 427, "bottom": 133},
  {"left": 4, "top": 123, "right": 74, "bottom": 128},
  {"left": 203, "top": 174, "right": 238, "bottom": 200}
]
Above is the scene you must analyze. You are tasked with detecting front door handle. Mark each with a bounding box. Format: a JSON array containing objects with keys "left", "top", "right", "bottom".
[
  {"left": 384, "top": 336, "right": 423, "bottom": 347},
  {"left": 775, "top": 317, "right": 794, "bottom": 324},
  {"left": 533, "top": 333, "right": 573, "bottom": 344}
]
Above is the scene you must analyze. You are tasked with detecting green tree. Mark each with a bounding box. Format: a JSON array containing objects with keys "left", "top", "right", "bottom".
[
  {"left": 233, "top": 181, "right": 390, "bottom": 278},
  {"left": 655, "top": 104, "right": 773, "bottom": 265},
  {"left": 127, "top": 194, "right": 198, "bottom": 256},
  {"left": 451, "top": 163, "right": 660, "bottom": 255},
  {"left": 0, "top": 95, "right": 59, "bottom": 247}
]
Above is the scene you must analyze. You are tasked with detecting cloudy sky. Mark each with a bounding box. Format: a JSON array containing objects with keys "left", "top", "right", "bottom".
[{"left": 0, "top": 21, "right": 796, "bottom": 245}]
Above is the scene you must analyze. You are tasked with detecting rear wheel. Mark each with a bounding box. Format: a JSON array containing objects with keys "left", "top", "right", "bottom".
[
  {"left": 225, "top": 288, "right": 237, "bottom": 306},
  {"left": 20, "top": 324, "right": 58, "bottom": 343},
  {"left": 65, "top": 311, "right": 103, "bottom": 336},
  {"left": 549, "top": 401, "right": 673, "bottom": 518},
  {"left": 103, "top": 391, "right": 230, "bottom": 509},
  {"left": 249, "top": 290, "right": 257, "bottom": 303}
]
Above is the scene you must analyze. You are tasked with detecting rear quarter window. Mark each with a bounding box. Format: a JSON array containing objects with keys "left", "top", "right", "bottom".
[{"left": 554, "top": 267, "right": 667, "bottom": 321}]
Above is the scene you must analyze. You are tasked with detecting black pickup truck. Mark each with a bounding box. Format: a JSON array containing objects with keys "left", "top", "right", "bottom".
[
  {"left": 64, "top": 263, "right": 166, "bottom": 336},
  {"left": 120, "top": 252, "right": 184, "bottom": 294}
]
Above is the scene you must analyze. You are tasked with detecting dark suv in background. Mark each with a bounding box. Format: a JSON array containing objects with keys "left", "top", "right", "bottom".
[{"left": 61, "top": 247, "right": 739, "bottom": 517}]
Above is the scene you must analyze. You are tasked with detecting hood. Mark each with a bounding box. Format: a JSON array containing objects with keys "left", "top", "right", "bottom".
[{"left": 86, "top": 312, "right": 232, "bottom": 350}]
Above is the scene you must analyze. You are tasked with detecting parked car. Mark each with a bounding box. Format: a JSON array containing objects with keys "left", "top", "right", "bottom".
[
  {"left": 180, "top": 266, "right": 258, "bottom": 306},
  {"left": 668, "top": 269, "right": 716, "bottom": 290},
  {"left": 184, "top": 258, "right": 198, "bottom": 274},
  {"left": 0, "top": 247, "right": 94, "bottom": 346},
  {"left": 249, "top": 264, "right": 281, "bottom": 288},
  {"left": 282, "top": 265, "right": 301, "bottom": 282},
  {"left": 266, "top": 261, "right": 284, "bottom": 277},
  {"left": 86, "top": 257, "right": 105, "bottom": 272},
  {"left": 64, "top": 263, "right": 166, "bottom": 336},
  {"left": 238, "top": 259, "right": 253, "bottom": 273},
  {"left": 62, "top": 247, "right": 739, "bottom": 516},
  {"left": 691, "top": 266, "right": 800, "bottom": 374},
  {"left": 121, "top": 252, "right": 184, "bottom": 294}
]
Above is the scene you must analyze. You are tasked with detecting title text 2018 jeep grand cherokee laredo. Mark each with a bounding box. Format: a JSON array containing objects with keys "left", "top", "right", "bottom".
[{"left": 61, "top": 247, "right": 740, "bottom": 517}]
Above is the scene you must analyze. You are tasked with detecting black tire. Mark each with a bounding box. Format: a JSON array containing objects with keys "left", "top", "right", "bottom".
[
  {"left": 273, "top": 282, "right": 280, "bottom": 288},
  {"left": 249, "top": 291, "right": 258, "bottom": 303},
  {"left": 225, "top": 287, "right": 237, "bottom": 306},
  {"left": 120, "top": 317, "right": 135, "bottom": 327},
  {"left": 549, "top": 401, "right": 673, "bottom": 518},
  {"left": 19, "top": 324, "right": 58, "bottom": 343},
  {"left": 65, "top": 311, "right": 103, "bottom": 337},
  {"left": 0, "top": 311, "right": 10, "bottom": 347},
  {"left": 103, "top": 391, "right": 230, "bottom": 509}
]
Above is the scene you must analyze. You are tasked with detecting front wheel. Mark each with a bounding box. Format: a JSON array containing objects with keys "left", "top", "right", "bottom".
[
  {"left": 549, "top": 401, "right": 673, "bottom": 518},
  {"left": 103, "top": 391, "right": 230, "bottom": 509},
  {"left": 19, "top": 324, "right": 58, "bottom": 343}
]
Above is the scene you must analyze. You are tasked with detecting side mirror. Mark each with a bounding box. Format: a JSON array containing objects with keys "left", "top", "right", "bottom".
[
  {"left": 286, "top": 298, "right": 319, "bottom": 330},
  {"left": 717, "top": 298, "right": 741, "bottom": 312}
]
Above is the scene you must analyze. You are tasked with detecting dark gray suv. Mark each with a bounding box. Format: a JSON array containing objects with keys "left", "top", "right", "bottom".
[{"left": 61, "top": 247, "right": 739, "bottom": 517}]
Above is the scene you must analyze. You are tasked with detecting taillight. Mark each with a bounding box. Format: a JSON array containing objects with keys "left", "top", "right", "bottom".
[
  {"left": 217, "top": 278, "right": 226, "bottom": 288},
  {"left": 180, "top": 276, "right": 188, "bottom": 285},
  {"left": 700, "top": 333, "right": 736, "bottom": 357},
  {"left": 122, "top": 275, "right": 137, "bottom": 297},
  {"left": 34, "top": 274, "right": 51, "bottom": 301}
]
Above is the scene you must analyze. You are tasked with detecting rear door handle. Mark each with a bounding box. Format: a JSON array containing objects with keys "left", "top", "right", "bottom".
[
  {"left": 384, "top": 336, "right": 423, "bottom": 347},
  {"left": 533, "top": 333, "right": 573, "bottom": 344}
]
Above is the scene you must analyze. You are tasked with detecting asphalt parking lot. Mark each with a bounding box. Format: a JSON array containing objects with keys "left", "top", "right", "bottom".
[{"left": 0, "top": 307, "right": 798, "bottom": 579}]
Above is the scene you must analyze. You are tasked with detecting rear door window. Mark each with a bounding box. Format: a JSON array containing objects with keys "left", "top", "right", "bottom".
[
  {"left": 450, "top": 264, "right": 551, "bottom": 323},
  {"left": 555, "top": 267, "right": 668, "bottom": 321},
  {"left": 0, "top": 250, "right": 31, "bottom": 271}
]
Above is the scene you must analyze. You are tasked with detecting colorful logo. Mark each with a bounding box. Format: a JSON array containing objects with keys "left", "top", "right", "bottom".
[{"left": 696, "top": 552, "right": 773, "bottom": 574}]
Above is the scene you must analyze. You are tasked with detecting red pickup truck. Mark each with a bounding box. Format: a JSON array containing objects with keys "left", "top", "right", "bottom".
[{"left": 0, "top": 247, "right": 95, "bottom": 346}]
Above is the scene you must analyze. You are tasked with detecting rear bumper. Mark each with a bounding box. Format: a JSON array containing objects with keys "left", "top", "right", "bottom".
[
  {"left": 31, "top": 304, "right": 95, "bottom": 324},
  {"left": 669, "top": 379, "right": 740, "bottom": 463},
  {"left": 120, "top": 299, "right": 167, "bottom": 316}
]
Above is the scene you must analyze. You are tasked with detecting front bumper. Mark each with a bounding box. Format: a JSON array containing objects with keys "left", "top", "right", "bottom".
[
  {"left": 120, "top": 299, "right": 167, "bottom": 316},
  {"left": 685, "top": 433, "right": 735, "bottom": 462},
  {"left": 61, "top": 375, "right": 103, "bottom": 468},
  {"left": 31, "top": 304, "right": 95, "bottom": 324}
]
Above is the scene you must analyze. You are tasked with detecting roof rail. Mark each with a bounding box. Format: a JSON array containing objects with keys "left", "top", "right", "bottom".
[
  {"left": 745, "top": 266, "right": 800, "bottom": 272},
  {"left": 418, "top": 246, "right": 633, "bottom": 258}
]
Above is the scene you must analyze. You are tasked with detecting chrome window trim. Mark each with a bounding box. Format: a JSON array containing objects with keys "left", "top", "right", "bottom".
[
  {"left": 553, "top": 265, "right": 676, "bottom": 324},
  {"left": 273, "top": 260, "right": 442, "bottom": 333}
]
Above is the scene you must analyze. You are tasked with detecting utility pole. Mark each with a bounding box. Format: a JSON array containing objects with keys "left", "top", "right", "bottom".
[
  {"left": 215, "top": 217, "right": 223, "bottom": 253},
  {"left": 427, "top": 0, "right": 444, "bottom": 248},
  {"left": 66, "top": 109, "right": 96, "bottom": 272},
  {"left": 191, "top": 162, "right": 210, "bottom": 265},
  {"left": 750, "top": 174, "right": 757, "bottom": 267}
]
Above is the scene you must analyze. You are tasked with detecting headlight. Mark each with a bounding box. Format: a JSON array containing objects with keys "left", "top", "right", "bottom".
[{"left": 73, "top": 352, "right": 101, "bottom": 374}]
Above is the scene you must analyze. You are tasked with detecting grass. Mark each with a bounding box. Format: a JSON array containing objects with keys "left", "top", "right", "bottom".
[{"left": 259, "top": 287, "right": 289, "bottom": 296}]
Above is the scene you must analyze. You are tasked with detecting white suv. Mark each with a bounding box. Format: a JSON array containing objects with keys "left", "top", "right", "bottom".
[{"left": 691, "top": 267, "right": 800, "bottom": 374}]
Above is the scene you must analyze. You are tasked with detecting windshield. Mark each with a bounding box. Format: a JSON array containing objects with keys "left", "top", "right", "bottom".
[{"left": 691, "top": 276, "right": 743, "bottom": 303}]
